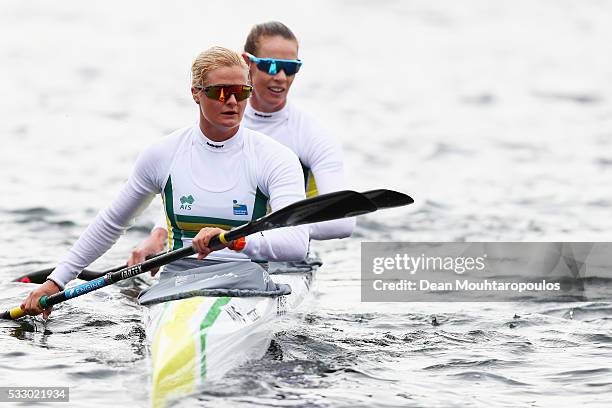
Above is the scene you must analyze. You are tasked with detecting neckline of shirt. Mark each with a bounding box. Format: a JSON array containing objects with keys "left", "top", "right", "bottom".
[
  {"left": 193, "top": 124, "right": 244, "bottom": 153},
  {"left": 245, "top": 100, "right": 290, "bottom": 122}
]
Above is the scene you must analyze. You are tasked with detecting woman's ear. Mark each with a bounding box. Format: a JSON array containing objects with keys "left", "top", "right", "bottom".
[
  {"left": 241, "top": 52, "right": 250, "bottom": 65},
  {"left": 191, "top": 87, "right": 200, "bottom": 104}
]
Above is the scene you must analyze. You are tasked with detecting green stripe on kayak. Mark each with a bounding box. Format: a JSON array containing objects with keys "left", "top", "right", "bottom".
[{"left": 200, "top": 297, "right": 232, "bottom": 381}]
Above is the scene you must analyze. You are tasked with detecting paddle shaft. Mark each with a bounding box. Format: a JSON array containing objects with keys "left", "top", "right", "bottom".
[
  {"left": 39, "top": 229, "right": 242, "bottom": 309},
  {"left": 4, "top": 236, "right": 231, "bottom": 319},
  {"left": 12, "top": 189, "right": 411, "bottom": 285},
  {"left": 44, "top": 246, "right": 197, "bottom": 307},
  {"left": 3, "top": 189, "right": 385, "bottom": 320}
]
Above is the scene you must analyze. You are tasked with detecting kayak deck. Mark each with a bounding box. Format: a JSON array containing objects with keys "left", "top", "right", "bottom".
[{"left": 144, "top": 263, "right": 316, "bottom": 408}]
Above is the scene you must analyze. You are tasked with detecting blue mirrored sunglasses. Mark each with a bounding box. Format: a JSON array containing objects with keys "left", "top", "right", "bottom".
[{"left": 246, "top": 53, "right": 303, "bottom": 76}]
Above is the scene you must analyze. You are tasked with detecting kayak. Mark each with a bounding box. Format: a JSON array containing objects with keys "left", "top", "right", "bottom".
[
  {"left": 0, "top": 188, "right": 412, "bottom": 408},
  {"left": 140, "top": 257, "right": 319, "bottom": 408},
  {"left": 0, "top": 188, "right": 412, "bottom": 407}
]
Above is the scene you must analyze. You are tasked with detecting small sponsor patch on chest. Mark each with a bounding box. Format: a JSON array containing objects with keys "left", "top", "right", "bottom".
[{"left": 232, "top": 200, "right": 248, "bottom": 216}]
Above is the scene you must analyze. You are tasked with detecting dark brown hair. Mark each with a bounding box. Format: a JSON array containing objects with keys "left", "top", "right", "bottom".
[{"left": 244, "top": 21, "right": 299, "bottom": 56}]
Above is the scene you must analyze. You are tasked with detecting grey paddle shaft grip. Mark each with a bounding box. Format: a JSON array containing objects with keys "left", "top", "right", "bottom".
[{"left": 38, "top": 246, "right": 197, "bottom": 309}]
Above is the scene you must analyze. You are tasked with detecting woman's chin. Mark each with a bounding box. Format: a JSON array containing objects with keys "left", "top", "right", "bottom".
[
  {"left": 264, "top": 92, "right": 286, "bottom": 106},
  {"left": 215, "top": 117, "right": 241, "bottom": 129}
]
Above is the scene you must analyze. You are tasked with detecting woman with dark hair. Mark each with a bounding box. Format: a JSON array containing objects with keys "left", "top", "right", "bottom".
[{"left": 243, "top": 21, "right": 355, "bottom": 239}]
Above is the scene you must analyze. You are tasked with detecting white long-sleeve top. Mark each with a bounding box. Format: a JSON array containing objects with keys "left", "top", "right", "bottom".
[
  {"left": 154, "top": 101, "right": 355, "bottom": 240},
  {"left": 48, "top": 125, "right": 309, "bottom": 289},
  {"left": 244, "top": 102, "right": 354, "bottom": 240}
]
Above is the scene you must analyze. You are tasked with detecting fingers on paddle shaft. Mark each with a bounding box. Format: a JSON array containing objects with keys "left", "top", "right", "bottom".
[{"left": 208, "top": 235, "right": 224, "bottom": 251}]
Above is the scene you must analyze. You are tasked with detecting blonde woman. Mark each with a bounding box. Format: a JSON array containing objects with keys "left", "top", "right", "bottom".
[{"left": 21, "top": 46, "right": 308, "bottom": 317}]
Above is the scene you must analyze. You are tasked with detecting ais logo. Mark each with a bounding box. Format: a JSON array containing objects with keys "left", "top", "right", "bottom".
[{"left": 180, "top": 195, "right": 195, "bottom": 210}]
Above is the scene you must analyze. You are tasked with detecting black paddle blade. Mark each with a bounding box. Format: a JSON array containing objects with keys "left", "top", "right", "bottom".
[
  {"left": 12, "top": 253, "right": 167, "bottom": 285},
  {"left": 226, "top": 190, "right": 377, "bottom": 240},
  {"left": 262, "top": 190, "right": 377, "bottom": 229},
  {"left": 12, "top": 268, "right": 109, "bottom": 284},
  {"left": 362, "top": 189, "right": 414, "bottom": 209},
  {"left": 13, "top": 268, "right": 54, "bottom": 284}
]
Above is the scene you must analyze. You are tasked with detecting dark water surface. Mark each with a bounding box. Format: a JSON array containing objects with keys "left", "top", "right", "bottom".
[{"left": 1, "top": 1, "right": 612, "bottom": 407}]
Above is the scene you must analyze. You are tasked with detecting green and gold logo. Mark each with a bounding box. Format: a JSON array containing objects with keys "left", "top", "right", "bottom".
[{"left": 179, "top": 195, "right": 195, "bottom": 210}]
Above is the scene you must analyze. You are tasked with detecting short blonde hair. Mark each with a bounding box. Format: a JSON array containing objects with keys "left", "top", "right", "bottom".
[{"left": 191, "top": 46, "right": 249, "bottom": 87}]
